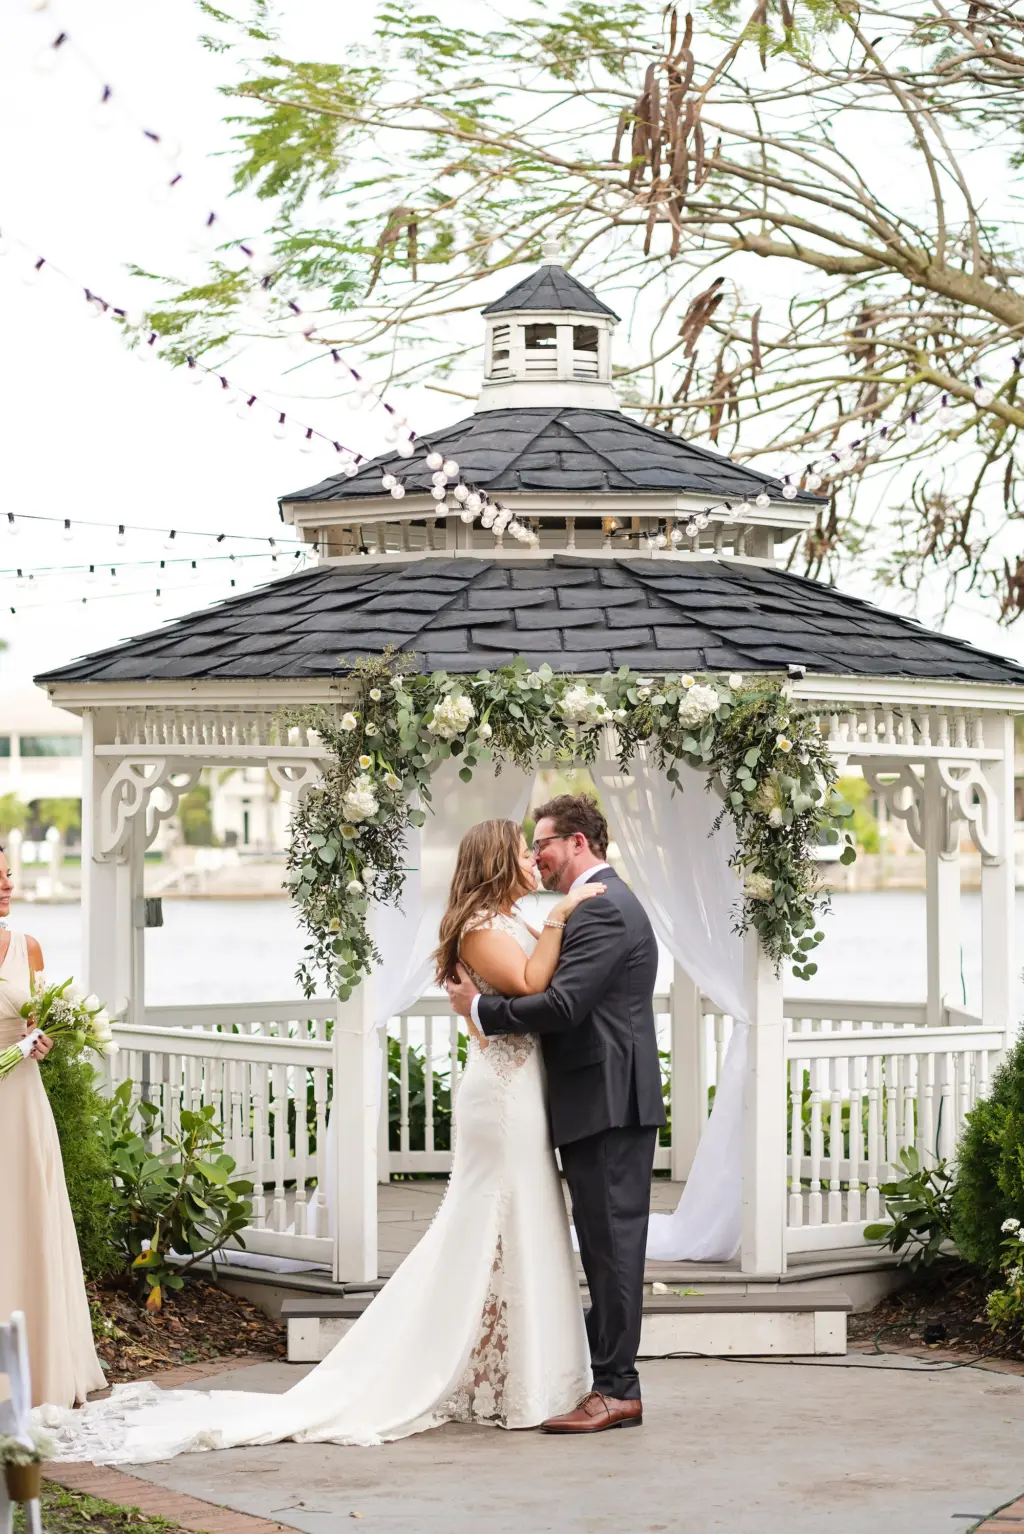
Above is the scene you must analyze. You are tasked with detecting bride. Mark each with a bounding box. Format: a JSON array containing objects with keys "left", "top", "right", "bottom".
[{"left": 43, "top": 818, "right": 602, "bottom": 1461}]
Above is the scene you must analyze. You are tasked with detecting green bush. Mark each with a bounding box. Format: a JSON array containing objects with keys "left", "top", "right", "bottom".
[
  {"left": 41, "top": 1041, "right": 117, "bottom": 1278},
  {"left": 951, "top": 1031, "right": 1024, "bottom": 1273}
]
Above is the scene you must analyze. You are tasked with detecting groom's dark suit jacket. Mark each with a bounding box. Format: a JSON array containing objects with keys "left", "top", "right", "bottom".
[{"left": 477, "top": 868, "right": 666, "bottom": 1147}]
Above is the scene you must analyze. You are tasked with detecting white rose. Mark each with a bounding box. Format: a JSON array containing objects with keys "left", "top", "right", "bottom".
[
  {"left": 478, "top": 722, "right": 492, "bottom": 739},
  {"left": 346, "top": 879, "right": 364, "bottom": 895},
  {"left": 340, "top": 713, "right": 358, "bottom": 732},
  {"left": 728, "top": 673, "right": 743, "bottom": 690},
  {"left": 768, "top": 807, "right": 784, "bottom": 828},
  {"left": 637, "top": 685, "right": 651, "bottom": 700},
  {"left": 369, "top": 688, "right": 382, "bottom": 702}
]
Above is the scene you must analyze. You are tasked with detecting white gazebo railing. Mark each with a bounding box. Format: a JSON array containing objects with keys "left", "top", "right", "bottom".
[{"left": 105, "top": 982, "right": 1004, "bottom": 1277}]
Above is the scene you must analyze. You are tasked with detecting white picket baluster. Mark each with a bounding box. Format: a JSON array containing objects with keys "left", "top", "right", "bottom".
[
  {"left": 865, "top": 1056, "right": 882, "bottom": 1222},
  {"left": 807, "top": 1057, "right": 824, "bottom": 1226},
  {"left": 827, "top": 1059, "right": 843, "bottom": 1224}
]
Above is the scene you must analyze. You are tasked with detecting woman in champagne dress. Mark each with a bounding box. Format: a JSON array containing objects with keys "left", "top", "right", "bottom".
[
  {"left": 0, "top": 849, "right": 107, "bottom": 1407},
  {"left": 42, "top": 820, "right": 600, "bottom": 1462}
]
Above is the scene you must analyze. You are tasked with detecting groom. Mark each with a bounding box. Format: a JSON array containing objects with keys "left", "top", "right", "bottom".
[{"left": 446, "top": 793, "right": 664, "bottom": 1433}]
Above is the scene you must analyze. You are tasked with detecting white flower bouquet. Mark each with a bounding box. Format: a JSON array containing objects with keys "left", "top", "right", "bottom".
[{"left": 0, "top": 974, "right": 117, "bottom": 1082}]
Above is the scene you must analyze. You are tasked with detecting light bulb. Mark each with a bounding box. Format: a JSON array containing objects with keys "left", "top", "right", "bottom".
[
  {"left": 347, "top": 392, "right": 364, "bottom": 411},
  {"left": 936, "top": 396, "right": 955, "bottom": 427},
  {"left": 974, "top": 383, "right": 995, "bottom": 407},
  {"left": 805, "top": 473, "right": 823, "bottom": 492},
  {"left": 300, "top": 429, "right": 316, "bottom": 453},
  {"left": 15, "top": 570, "right": 25, "bottom": 588},
  {"left": 755, "top": 492, "right": 771, "bottom": 509},
  {"left": 460, "top": 509, "right": 475, "bottom": 524},
  {"left": 695, "top": 512, "right": 710, "bottom": 530},
  {"left": 655, "top": 532, "right": 667, "bottom": 549},
  {"left": 110, "top": 567, "right": 119, "bottom": 586},
  {"left": 782, "top": 482, "right": 798, "bottom": 500},
  {"left": 838, "top": 448, "right": 856, "bottom": 469},
  {"left": 395, "top": 439, "right": 415, "bottom": 458},
  {"left": 163, "top": 531, "right": 176, "bottom": 551},
  {"left": 247, "top": 284, "right": 271, "bottom": 316},
  {"left": 466, "top": 492, "right": 482, "bottom": 512},
  {"left": 425, "top": 451, "right": 444, "bottom": 471},
  {"left": 685, "top": 521, "right": 699, "bottom": 538},
  {"left": 92, "top": 87, "right": 114, "bottom": 130},
  {"left": 137, "top": 335, "right": 157, "bottom": 363},
  {"left": 86, "top": 564, "right": 96, "bottom": 583},
  {"left": 740, "top": 499, "right": 755, "bottom": 515},
  {"left": 442, "top": 459, "right": 459, "bottom": 477},
  {"left": 116, "top": 525, "right": 126, "bottom": 546},
  {"left": 160, "top": 135, "right": 182, "bottom": 163},
  {"left": 189, "top": 362, "right": 206, "bottom": 386},
  {"left": 453, "top": 484, "right": 470, "bottom": 503},
  {"left": 381, "top": 473, "right": 397, "bottom": 490},
  {"left": 384, "top": 424, "right": 399, "bottom": 444},
  {"left": 287, "top": 329, "right": 309, "bottom": 354},
  {"left": 62, "top": 519, "right": 72, "bottom": 541},
  {"left": 6, "top": 514, "right": 16, "bottom": 536},
  {"left": 669, "top": 527, "right": 683, "bottom": 546},
  {"left": 343, "top": 461, "right": 359, "bottom": 478},
  {"left": 154, "top": 588, "right": 163, "bottom": 607},
  {"left": 907, "top": 414, "right": 923, "bottom": 440},
  {"left": 390, "top": 484, "right": 405, "bottom": 499},
  {"left": 22, "top": 260, "right": 42, "bottom": 286},
  {"left": 236, "top": 395, "right": 256, "bottom": 420},
  {"left": 434, "top": 502, "right": 448, "bottom": 518},
  {"left": 431, "top": 485, "right": 447, "bottom": 501},
  {"left": 190, "top": 561, "right": 200, "bottom": 581},
  {"left": 273, "top": 414, "right": 288, "bottom": 440},
  {"left": 431, "top": 470, "right": 448, "bottom": 488},
  {"left": 34, "top": 43, "right": 59, "bottom": 73}
]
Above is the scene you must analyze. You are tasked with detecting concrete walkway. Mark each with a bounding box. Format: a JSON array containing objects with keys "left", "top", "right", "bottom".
[{"left": 105, "top": 1354, "right": 1024, "bottom": 1533}]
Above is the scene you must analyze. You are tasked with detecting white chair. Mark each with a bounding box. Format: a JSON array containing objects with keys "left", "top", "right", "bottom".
[{"left": 0, "top": 1312, "right": 42, "bottom": 1534}]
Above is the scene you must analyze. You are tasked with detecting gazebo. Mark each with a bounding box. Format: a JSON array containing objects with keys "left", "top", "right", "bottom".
[{"left": 37, "top": 257, "right": 1024, "bottom": 1346}]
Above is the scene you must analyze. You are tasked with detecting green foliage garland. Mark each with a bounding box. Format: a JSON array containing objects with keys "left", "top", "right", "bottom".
[{"left": 285, "top": 651, "right": 853, "bottom": 998}]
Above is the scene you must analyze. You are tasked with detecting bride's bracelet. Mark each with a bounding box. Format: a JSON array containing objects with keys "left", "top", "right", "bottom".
[{"left": 544, "top": 918, "right": 567, "bottom": 931}]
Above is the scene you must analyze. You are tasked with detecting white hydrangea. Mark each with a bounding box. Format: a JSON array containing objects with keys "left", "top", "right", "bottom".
[
  {"left": 744, "top": 871, "right": 774, "bottom": 902},
  {"left": 559, "top": 684, "right": 610, "bottom": 726},
  {"left": 677, "top": 683, "right": 719, "bottom": 727},
  {"left": 427, "top": 694, "right": 476, "bottom": 739},
  {"left": 341, "top": 773, "right": 379, "bottom": 824},
  {"left": 1002, "top": 1218, "right": 1021, "bottom": 1234}
]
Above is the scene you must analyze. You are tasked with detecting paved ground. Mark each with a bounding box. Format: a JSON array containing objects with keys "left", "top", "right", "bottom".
[{"left": 89, "top": 1354, "right": 1024, "bottom": 1534}]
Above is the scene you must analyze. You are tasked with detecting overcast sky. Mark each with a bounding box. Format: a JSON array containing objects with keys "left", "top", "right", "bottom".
[{"left": 1, "top": 0, "right": 1021, "bottom": 692}]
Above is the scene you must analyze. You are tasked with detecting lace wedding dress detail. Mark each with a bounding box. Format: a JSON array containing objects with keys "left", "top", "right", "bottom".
[
  {"left": 463, "top": 910, "right": 536, "bottom": 1080},
  {"left": 40, "top": 909, "right": 590, "bottom": 1461}
]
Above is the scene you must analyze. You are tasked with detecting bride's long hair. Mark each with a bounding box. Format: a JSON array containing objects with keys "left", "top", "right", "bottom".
[{"left": 433, "top": 819, "right": 535, "bottom": 984}]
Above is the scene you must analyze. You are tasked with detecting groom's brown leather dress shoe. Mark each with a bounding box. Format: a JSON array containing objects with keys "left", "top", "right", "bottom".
[{"left": 541, "top": 1392, "right": 643, "bottom": 1433}]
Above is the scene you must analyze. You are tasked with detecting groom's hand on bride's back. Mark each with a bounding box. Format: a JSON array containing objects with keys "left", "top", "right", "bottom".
[{"left": 445, "top": 965, "right": 480, "bottom": 1020}]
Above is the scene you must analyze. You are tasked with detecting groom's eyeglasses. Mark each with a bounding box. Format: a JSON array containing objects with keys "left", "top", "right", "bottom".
[{"left": 532, "top": 834, "right": 571, "bottom": 855}]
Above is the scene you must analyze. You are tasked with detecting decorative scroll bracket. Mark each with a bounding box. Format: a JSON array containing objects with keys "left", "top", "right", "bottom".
[
  {"left": 937, "top": 760, "right": 1001, "bottom": 862},
  {"left": 267, "top": 759, "right": 328, "bottom": 802},
  {"left": 98, "top": 758, "right": 203, "bottom": 859}
]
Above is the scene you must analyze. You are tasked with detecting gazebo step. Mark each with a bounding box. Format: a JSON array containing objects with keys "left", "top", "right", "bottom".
[{"left": 280, "top": 1288, "right": 851, "bottom": 1363}]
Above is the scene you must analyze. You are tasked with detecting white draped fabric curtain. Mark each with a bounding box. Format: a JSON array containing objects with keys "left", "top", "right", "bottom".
[
  {"left": 592, "top": 741, "right": 752, "bottom": 1262},
  {"left": 321, "top": 759, "right": 534, "bottom": 1237}
]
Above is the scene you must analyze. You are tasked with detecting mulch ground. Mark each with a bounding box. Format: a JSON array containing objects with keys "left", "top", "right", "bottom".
[
  {"left": 89, "top": 1277, "right": 285, "bottom": 1383},
  {"left": 848, "top": 1264, "right": 1024, "bottom": 1363}
]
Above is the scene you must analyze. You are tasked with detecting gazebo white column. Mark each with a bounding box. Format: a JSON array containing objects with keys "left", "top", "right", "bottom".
[
  {"left": 331, "top": 980, "right": 380, "bottom": 1283},
  {"left": 980, "top": 713, "right": 1016, "bottom": 1037},
  {"left": 923, "top": 759, "right": 961, "bottom": 1027},
  {"left": 81, "top": 709, "right": 144, "bottom": 1023},
  {"left": 740, "top": 932, "right": 787, "bottom": 1275},
  {"left": 669, "top": 963, "right": 706, "bottom": 1181}
]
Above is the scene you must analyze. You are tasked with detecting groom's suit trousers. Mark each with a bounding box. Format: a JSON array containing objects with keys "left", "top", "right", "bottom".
[{"left": 559, "top": 1123, "right": 658, "bottom": 1402}]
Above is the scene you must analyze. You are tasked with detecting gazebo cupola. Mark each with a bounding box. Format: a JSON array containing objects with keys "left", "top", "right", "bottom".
[
  {"left": 477, "top": 242, "right": 620, "bottom": 412},
  {"left": 279, "top": 254, "right": 825, "bottom": 565}
]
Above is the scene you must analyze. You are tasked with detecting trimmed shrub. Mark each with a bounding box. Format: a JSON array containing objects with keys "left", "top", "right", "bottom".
[
  {"left": 41, "top": 1041, "right": 117, "bottom": 1278},
  {"left": 951, "top": 1031, "right": 1024, "bottom": 1273}
]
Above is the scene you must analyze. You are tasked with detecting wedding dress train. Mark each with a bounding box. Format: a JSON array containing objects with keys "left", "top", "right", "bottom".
[{"left": 41, "top": 913, "right": 590, "bottom": 1461}]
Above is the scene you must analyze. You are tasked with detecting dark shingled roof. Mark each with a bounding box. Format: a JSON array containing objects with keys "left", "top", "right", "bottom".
[
  {"left": 37, "top": 557, "right": 1024, "bottom": 686},
  {"left": 481, "top": 264, "right": 619, "bottom": 320},
  {"left": 281, "top": 408, "right": 822, "bottom": 506}
]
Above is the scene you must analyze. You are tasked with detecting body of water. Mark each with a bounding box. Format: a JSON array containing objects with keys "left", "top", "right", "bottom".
[{"left": 15, "top": 891, "right": 1024, "bottom": 1015}]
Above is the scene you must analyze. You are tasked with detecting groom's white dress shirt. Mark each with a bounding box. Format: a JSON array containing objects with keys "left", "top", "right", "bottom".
[{"left": 468, "top": 862, "right": 612, "bottom": 1028}]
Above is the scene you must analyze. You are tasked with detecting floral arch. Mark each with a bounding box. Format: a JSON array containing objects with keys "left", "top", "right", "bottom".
[{"left": 286, "top": 652, "right": 854, "bottom": 999}]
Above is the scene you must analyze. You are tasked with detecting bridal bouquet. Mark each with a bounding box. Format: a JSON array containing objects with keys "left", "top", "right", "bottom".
[{"left": 0, "top": 975, "right": 117, "bottom": 1081}]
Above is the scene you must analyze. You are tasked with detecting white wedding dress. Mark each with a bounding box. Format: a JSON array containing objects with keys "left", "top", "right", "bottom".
[{"left": 40, "top": 911, "right": 591, "bottom": 1462}]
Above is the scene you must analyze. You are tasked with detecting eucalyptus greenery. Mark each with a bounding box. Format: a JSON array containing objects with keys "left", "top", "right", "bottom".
[{"left": 285, "top": 649, "right": 852, "bottom": 998}]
